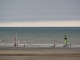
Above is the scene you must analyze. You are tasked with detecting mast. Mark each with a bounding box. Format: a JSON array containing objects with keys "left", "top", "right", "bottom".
[{"left": 14, "top": 31, "right": 18, "bottom": 46}]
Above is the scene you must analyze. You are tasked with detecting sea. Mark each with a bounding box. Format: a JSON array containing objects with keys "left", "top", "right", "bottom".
[{"left": 0, "top": 27, "right": 80, "bottom": 47}]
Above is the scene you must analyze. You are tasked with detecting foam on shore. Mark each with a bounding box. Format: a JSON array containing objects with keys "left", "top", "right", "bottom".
[{"left": 0, "top": 43, "right": 80, "bottom": 48}]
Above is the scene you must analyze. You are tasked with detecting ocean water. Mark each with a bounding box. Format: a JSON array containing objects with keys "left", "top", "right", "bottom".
[{"left": 0, "top": 27, "right": 80, "bottom": 45}]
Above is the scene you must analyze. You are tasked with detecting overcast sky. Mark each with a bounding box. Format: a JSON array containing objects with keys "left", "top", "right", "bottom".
[{"left": 0, "top": 0, "right": 80, "bottom": 27}]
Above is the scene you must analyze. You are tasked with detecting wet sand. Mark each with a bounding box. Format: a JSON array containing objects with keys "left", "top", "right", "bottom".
[{"left": 0, "top": 47, "right": 80, "bottom": 60}]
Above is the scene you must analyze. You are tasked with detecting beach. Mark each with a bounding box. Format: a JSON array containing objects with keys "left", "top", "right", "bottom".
[
  {"left": 0, "top": 27, "right": 80, "bottom": 60},
  {"left": 0, "top": 47, "right": 80, "bottom": 60}
]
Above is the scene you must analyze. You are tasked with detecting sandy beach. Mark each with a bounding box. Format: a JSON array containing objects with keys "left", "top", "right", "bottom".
[{"left": 0, "top": 47, "right": 80, "bottom": 60}]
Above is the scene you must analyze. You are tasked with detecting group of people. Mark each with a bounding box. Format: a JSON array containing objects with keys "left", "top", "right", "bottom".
[{"left": 14, "top": 33, "right": 71, "bottom": 47}]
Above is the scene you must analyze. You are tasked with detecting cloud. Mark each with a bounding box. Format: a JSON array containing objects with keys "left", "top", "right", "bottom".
[{"left": 0, "top": 0, "right": 80, "bottom": 27}]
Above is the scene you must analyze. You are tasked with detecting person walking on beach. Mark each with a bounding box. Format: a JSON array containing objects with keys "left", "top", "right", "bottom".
[{"left": 70, "top": 44, "right": 71, "bottom": 47}]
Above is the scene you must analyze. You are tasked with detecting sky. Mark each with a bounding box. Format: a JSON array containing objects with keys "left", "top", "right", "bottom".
[{"left": 0, "top": 0, "right": 80, "bottom": 27}]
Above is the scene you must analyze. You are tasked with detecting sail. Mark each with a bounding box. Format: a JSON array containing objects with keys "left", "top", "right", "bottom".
[{"left": 64, "top": 33, "right": 69, "bottom": 47}]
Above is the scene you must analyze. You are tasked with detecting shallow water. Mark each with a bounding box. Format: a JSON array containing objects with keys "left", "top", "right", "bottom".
[{"left": 0, "top": 27, "right": 80, "bottom": 45}]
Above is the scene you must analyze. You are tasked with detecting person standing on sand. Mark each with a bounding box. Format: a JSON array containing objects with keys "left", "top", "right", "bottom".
[{"left": 70, "top": 44, "right": 71, "bottom": 47}]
